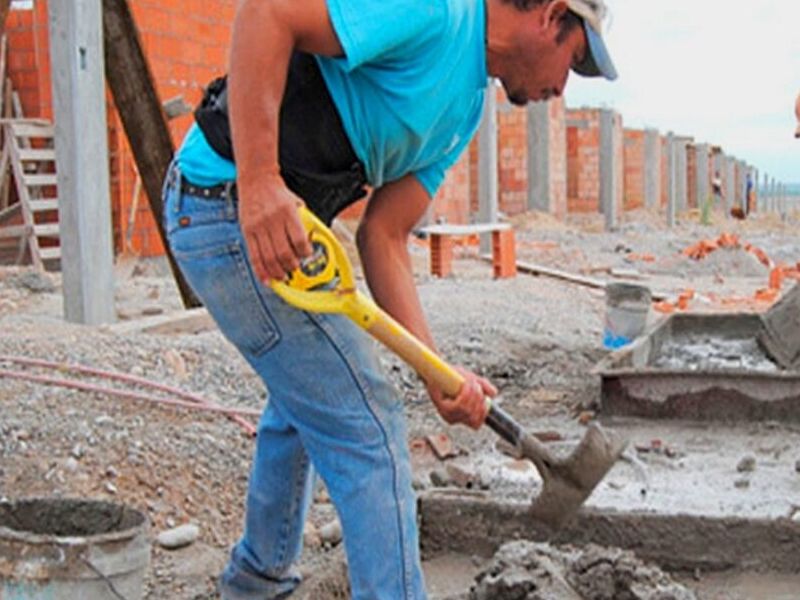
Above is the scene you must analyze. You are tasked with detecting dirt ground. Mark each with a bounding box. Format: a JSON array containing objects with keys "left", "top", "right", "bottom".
[{"left": 1, "top": 206, "right": 798, "bottom": 598}]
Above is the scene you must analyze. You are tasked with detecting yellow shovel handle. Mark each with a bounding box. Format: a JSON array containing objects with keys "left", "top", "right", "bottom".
[{"left": 367, "top": 309, "right": 465, "bottom": 397}]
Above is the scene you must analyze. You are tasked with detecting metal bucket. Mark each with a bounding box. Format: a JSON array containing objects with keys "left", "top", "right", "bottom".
[
  {"left": 603, "top": 283, "right": 652, "bottom": 349},
  {"left": 0, "top": 498, "right": 150, "bottom": 600}
]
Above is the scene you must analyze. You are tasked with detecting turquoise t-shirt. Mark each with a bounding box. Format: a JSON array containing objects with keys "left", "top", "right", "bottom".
[{"left": 177, "top": 0, "right": 487, "bottom": 198}]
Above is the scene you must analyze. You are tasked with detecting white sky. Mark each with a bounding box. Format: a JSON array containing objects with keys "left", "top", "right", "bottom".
[{"left": 564, "top": 0, "right": 800, "bottom": 185}]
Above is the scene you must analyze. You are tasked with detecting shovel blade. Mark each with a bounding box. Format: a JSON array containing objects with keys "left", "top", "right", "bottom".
[{"left": 526, "top": 423, "right": 627, "bottom": 529}]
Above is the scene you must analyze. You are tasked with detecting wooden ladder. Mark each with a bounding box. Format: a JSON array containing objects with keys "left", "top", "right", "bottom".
[{"left": 0, "top": 118, "right": 60, "bottom": 270}]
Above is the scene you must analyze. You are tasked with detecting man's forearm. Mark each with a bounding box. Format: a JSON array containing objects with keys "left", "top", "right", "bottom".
[
  {"left": 359, "top": 228, "right": 438, "bottom": 353},
  {"left": 357, "top": 176, "right": 438, "bottom": 353}
]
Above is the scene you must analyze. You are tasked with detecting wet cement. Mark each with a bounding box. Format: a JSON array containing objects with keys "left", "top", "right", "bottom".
[
  {"left": 653, "top": 337, "right": 778, "bottom": 372},
  {"left": 470, "top": 541, "right": 696, "bottom": 600},
  {"left": 0, "top": 497, "right": 144, "bottom": 538}
]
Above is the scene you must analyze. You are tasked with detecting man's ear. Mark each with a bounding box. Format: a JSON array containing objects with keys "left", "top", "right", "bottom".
[{"left": 543, "top": 0, "right": 570, "bottom": 32}]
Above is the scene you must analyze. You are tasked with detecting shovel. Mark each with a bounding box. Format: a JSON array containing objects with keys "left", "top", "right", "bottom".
[{"left": 271, "top": 207, "right": 627, "bottom": 529}]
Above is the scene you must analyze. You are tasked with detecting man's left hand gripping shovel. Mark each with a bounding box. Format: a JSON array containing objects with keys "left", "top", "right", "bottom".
[{"left": 271, "top": 207, "right": 627, "bottom": 529}]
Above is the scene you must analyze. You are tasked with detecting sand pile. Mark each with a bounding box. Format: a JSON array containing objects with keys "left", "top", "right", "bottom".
[{"left": 470, "top": 541, "right": 696, "bottom": 600}]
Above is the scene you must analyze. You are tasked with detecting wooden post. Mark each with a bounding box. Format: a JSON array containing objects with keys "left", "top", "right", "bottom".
[
  {"left": 0, "top": 0, "right": 11, "bottom": 39},
  {"left": 102, "top": 0, "right": 199, "bottom": 308}
]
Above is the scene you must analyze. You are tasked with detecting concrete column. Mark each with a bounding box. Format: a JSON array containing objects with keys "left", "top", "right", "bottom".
[
  {"left": 770, "top": 178, "right": 777, "bottom": 214},
  {"left": 665, "top": 132, "right": 677, "bottom": 228},
  {"left": 599, "top": 109, "right": 621, "bottom": 231},
  {"left": 695, "top": 143, "right": 709, "bottom": 209},
  {"left": 477, "top": 85, "right": 498, "bottom": 254},
  {"left": 48, "top": 0, "right": 115, "bottom": 325},
  {"left": 643, "top": 128, "right": 661, "bottom": 210},
  {"left": 724, "top": 157, "right": 735, "bottom": 217},
  {"left": 527, "top": 100, "right": 550, "bottom": 214}
]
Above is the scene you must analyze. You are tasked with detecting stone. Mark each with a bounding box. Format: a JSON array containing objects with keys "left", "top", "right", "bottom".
[
  {"left": 795, "top": 460, "right": 800, "bottom": 474},
  {"left": 157, "top": 523, "right": 201, "bottom": 550},
  {"left": 104, "top": 481, "right": 118, "bottom": 494},
  {"left": 426, "top": 432, "right": 457, "bottom": 460},
  {"left": 446, "top": 463, "right": 479, "bottom": 489},
  {"left": 734, "top": 478, "right": 750, "bottom": 489},
  {"left": 10, "top": 271, "right": 55, "bottom": 294},
  {"left": 430, "top": 468, "right": 451, "bottom": 488},
  {"left": 319, "top": 519, "right": 343, "bottom": 546},
  {"left": 736, "top": 455, "right": 756, "bottom": 473},
  {"left": 64, "top": 457, "right": 79, "bottom": 472}
]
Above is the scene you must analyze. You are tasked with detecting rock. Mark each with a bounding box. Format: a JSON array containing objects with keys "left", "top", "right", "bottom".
[
  {"left": 319, "top": 519, "right": 342, "bottom": 546},
  {"left": 445, "top": 463, "right": 478, "bottom": 489},
  {"left": 142, "top": 306, "right": 164, "bottom": 316},
  {"left": 795, "top": 460, "right": 800, "bottom": 474},
  {"left": 64, "top": 457, "right": 79, "bottom": 472},
  {"left": 104, "top": 481, "right": 118, "bottom": 494},
  {"left": 157, "top": 523, "right": 200, "bottom": 550},
  {"left": 105, "top": 465, "right": 118, "bottom": 479},
  {"left": 426, "top": 432, "right": 457, "bottom": 460},
  {"left": 792, "top": 512, "right": 800, "bottom": 524},
  {"left": 412, "top": 472, "right": 428, "bottom": 491},
  {"left": 736, "top": 455, "right": 756, "bottom": 473},
  {"left": 163, "top": 348, "right": 189, "bottom": 380},
  {"left": 430, "top": 468, "right": 451, "bottom": 488},
  {"left": 10, "top": 271, "right": 55, "bottom": 294},
  {"left": 734, "top": 478, "right": 750, "bottom": 489}
]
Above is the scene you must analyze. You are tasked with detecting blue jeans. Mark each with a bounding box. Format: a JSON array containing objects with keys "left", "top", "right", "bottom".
[{"left": 162, "top": 164, "right": 426, "bottom": 599}]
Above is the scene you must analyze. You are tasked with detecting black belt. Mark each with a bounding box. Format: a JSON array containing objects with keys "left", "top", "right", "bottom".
[{"left": 180, "top": 179, "right": 236, "bottom": 200}]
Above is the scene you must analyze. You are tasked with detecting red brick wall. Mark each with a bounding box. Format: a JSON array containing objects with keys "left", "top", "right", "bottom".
[
  {"left": 566, "top": 108, "right": 601, "bottom": 213},
  {"left": 686, "top": 145, "right": 697, "bottom": 209},
  {"left": 497, "top": 94, "right": 527, "bottom": 217},
  {"left": 623, "top": 129, "right": 645, "bottom": 211},
  {"left": 6, "top": 1, "right": 234, "bottom": 257},
  {"left": 6, "top": 2, "right": 51, "bottom": 119}
]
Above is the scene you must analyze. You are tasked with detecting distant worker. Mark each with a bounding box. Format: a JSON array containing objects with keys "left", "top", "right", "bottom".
[{"left": 745, "top": 171, "right": 754, "bottom": 215}]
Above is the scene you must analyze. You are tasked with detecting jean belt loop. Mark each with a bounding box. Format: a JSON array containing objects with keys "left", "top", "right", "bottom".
[
  {"left": 171, "top": 163, "right": 184, "bottom": 213},
  {"left": 223, "top": 180, "right": 236, "bottom": 219}
]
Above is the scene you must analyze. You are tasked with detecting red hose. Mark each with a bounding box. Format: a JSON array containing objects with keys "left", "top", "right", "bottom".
[{"left": 0, "top": 355, "right": 259, "bottom": 436}]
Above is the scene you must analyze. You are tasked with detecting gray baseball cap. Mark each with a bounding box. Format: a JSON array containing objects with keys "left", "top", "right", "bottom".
[{"left": 567, "top": 0, "right": 618, "bottom": 81}]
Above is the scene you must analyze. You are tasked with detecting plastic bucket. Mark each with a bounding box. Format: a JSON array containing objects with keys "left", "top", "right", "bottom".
[
  {"left": 603, "top": 283, "right": 652, "bottom": 349},
  {"left": 0, "top": 498, "right": 150, "bottom": 600}
]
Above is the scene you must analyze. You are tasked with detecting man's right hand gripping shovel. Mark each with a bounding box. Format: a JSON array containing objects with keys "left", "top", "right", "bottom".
[{"left": 271, "top": 206, "right": 627, "bottom": 530}]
